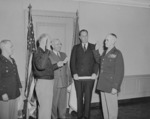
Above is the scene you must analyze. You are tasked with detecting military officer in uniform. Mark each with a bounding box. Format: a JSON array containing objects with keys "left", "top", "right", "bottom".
[
  {"left": 0, "top": 39, "right": 22, "bottom": 119},
  {"left": 93, "top": 33, "right": 124, "bottom": 119}
]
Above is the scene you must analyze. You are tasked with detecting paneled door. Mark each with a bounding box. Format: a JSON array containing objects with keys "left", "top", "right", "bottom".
[
  {"left": 32, "top": 10, "right": 75, "bottom": 107},
  {"left": 31, "top": 11, "right": 75, "bottom": 59}
]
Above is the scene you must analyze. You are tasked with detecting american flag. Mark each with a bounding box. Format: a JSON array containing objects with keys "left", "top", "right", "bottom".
[
  {"left": 27, "top": 6, "right": 35, "bottom": 52},
  {"left": 24, "top": 4, "right": 37, "bottom": 118},
  {"left": 25, "top": 4, "right": 36, "bottom": 99},
  {"left": 73, "top": 10, "right": 80, "bottom": 46}
]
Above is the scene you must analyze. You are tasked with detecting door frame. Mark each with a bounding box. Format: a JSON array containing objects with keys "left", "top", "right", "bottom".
[{"left": 24, "top": 9, "right": 76, "bottom": 41}]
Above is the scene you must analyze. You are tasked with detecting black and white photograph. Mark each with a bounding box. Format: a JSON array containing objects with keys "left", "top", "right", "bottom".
[{"left": 0, "top": 0, "right": 150, "bottom": 119}]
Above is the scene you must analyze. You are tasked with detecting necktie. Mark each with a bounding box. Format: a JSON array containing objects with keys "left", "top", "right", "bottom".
[
  {"left": 57, "top": 52, "right": 60, "bottom": 57},
  {"left": 83, "top": 44, "right": 86, "bottom": 52}
]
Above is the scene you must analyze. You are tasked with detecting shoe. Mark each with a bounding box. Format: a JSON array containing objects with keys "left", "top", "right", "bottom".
[
  {"left": 82, "top": 116, "right": 88, "bottom": 119},
  {"left": 71, "top": 111, "right": 77, "bottom": 117},
  {"left": 77, "top": 117, "right": 82, "bottom": 119}
]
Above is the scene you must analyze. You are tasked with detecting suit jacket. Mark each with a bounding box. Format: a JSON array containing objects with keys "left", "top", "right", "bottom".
[
  {"left": 70, "top": 43, "right": 98, "bottom": 77},
  {"left": 0, "top": 55, "right": 22, "bottom": 100},
  {"left": 93, "top": 47, "right": 124, "bottom": 93},
  {"left": 49, "top": 51, "right": 72, "bottom": 88}
]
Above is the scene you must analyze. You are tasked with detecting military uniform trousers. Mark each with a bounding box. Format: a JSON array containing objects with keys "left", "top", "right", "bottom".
[
  {"left": 0, "top": 98, "right": 18, "bottom": 119},
  {"left": 101, "top": 92, "right": 118, "bottom": 119},
  {"left": 35, "top": 79, "right": 54, "bottom": 119}
]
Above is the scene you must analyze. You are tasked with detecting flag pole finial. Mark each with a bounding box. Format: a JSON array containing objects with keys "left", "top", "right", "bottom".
[
  {"left": 76, "top": 10, "right": 79, "bottom": 18},
  {"left": 28, "top": 4, "right": 32, "bottom": 11}
]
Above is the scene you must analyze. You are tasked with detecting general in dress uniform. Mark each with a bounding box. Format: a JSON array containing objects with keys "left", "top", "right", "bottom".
[
  {"left": 93, "top": 33, "right": 124, "bottom": 119},
  {"left": 0, "top": 39, "right": 22, "bottom": 119}
]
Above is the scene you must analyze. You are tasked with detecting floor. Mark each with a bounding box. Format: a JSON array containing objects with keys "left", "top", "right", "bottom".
[{"left": 26, "top": 97, "right": 150, "bottom": 119}]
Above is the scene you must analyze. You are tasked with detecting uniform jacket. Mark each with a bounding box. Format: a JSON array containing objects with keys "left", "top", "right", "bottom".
[
  {"left": 32, "top": 47, "right": 58, "bottom": 80},
  {"left": 49, "top": 51, "right": 72, "bottom": 88},
  {"left": 0, "top": 55, "right": 22, "bottom": 100},
  {"left": 70, "top": 43, "right": 99, "bottom": 77},
  {"left": 93, "top": 47, "right": 124, "bottom": 93}
]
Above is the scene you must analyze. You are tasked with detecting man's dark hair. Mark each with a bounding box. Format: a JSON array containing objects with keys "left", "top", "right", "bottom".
[
  {"left": 110, "top": 33, "right": 117, "bottom": 39},
  {"left": 79, "top": 29, "right": 88, "bottom": 36}
]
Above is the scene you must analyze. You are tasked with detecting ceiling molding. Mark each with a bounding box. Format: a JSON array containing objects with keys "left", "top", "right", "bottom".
[{"left": 73, "top": 0, "right": 150, "bottom": 8}]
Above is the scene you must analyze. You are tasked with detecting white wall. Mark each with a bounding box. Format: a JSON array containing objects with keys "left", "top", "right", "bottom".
[
  {"left": 0, "top": 0, "right": 25, "bottom": 81},
  {"left": 78, "top": 2, "right": 150, "bottom": 75},
  {"left": 0, "top": 0, "right": 150, "bottom": 100}
]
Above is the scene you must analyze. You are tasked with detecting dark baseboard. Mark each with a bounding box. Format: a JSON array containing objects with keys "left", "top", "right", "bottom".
[
  {"left": 91, "top": 96, "right": 150, "bottom": 109},
  {"left": 118, "top": 96, "right": 150, "bottom": 106}
]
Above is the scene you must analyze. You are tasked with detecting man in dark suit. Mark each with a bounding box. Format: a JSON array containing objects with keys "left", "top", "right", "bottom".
[
  {"left": 50, "top": 38, "right": 72, "bottom": 119},
  {"left": 93, "top": 33, "right": 124, "bottom": 119},
  {"left": 70, "top": 29, "right": 99, "bottom": 119}
]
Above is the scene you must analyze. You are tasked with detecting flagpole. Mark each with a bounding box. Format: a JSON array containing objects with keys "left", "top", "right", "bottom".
[
  {"left": 69, "top": 10, "right": 80, "bottom": 113},
  {"left": 28, "top": 4, "right": 32, "bottom": 31},
  {"left": 74, "top": 10, "right": 80, "bottom": 45},
  {"left": 28, "top": 4, "right": 32, "bottom": 12},
  {"left": 26, "top": 6, "right": 31, "bottom": 119},
  {"left": 76, "top": 10, "right": 79, "bottom": 18},
  {"left": 25, "top": 4, "right": 35, "bottom": 119}
]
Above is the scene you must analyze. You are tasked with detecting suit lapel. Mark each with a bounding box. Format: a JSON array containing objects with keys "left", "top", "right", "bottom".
[
  {"left": 50, "top": 51, "right": 60, "bottom": 62},
  {"left": 79, "top": 43, "right": 85, "bottom": 52},
  {"left": 59, "top": 52, "right": 65, "bottom": 61},
  {"left": 85, "top": 43, "right": 93, "bottom": 54},
  {"left": 86, "top": 43, "right": 91, "bottom": 52}
]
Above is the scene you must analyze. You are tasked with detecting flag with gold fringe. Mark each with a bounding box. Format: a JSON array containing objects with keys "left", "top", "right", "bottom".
[{"left": 24, "top": 4, "right": 37, "bottom": 119}]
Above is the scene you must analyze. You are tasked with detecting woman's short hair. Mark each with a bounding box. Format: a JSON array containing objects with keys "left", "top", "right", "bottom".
[
  {"left": 109, "top": 33, "right": 117, "bottom": 39},
  {"left": 36, "top": 33, "right": 48, "bottom": 47}
]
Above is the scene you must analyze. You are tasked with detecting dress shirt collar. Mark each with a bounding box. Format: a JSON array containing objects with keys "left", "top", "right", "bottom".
[
  {"left": 82, "top": 42, "right": 88, "bottom": 49},
  {"left": 53, "top": 50, "right": 60, "bottom": 56}
]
